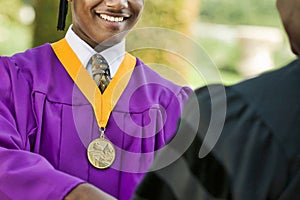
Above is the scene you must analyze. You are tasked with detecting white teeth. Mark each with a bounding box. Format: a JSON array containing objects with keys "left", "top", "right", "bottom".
[{"left": 100, "top": 14, "right": 124, "bottom": 22}]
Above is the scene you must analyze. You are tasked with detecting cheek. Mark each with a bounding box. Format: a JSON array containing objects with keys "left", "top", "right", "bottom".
[
  {"left": 287, "top": 10, "right": 300, "bottom": 37},
  {"left": 132, "top": 0, "right": 144, "bottom": 13},
  {"left": 276, "top": 0, "right": 295, "bottom": 21}
]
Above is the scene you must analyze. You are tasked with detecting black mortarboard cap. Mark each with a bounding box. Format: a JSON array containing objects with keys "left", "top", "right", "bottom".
[{"left": 57, "top": 0, "right": 68, "bottom": 31}]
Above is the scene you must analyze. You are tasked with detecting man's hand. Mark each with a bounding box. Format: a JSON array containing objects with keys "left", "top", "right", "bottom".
[{"left": 64, "top": 183, "right": 117, "bottom": 200}]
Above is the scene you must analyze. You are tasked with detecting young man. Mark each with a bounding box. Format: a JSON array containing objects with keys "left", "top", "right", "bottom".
[
  {"left": 0, "top": 0, "right": 191, "bottom": 199},
  {"left": 133, "top": 0, "right": 300, "bottom": 199}
]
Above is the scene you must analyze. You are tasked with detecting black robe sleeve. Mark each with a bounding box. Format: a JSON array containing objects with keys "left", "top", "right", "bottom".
[{"left": 133, "top": 80, "right": 300, "bottom": 200}]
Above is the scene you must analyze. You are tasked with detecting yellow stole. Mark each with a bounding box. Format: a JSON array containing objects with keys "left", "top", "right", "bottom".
[{"left": 51, "top": 38, "right": 136, "bottom": 129}]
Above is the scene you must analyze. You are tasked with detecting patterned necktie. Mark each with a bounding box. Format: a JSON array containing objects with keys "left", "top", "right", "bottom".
[{"left": 90, "top": 54, "right": 111, "bottom": 93}]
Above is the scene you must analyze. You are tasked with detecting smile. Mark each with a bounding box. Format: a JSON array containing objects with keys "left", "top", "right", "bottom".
[{"left": 100, "top": 14, "right": 125, "bottom": 22}]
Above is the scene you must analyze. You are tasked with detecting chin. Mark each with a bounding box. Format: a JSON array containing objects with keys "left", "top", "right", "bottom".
[{"left": 102, "top": 31, "right": 127, "bottom": 44}]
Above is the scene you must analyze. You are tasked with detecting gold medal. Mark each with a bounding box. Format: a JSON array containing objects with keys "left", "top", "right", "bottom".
[
  {"left": 87, "top": 129, "right": 116, "bottom": 169},
  {"left": 51, "top": 40, "right": 135, "bottom": 170}
]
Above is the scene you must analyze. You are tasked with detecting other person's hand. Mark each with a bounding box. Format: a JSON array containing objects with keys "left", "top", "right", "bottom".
[{"left": 64, "top": 183, "right": 117, "bottom": 200}]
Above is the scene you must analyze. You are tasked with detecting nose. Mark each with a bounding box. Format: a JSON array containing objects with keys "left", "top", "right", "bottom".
[{"left": 106, "top": 0, "right": 128, "bottom": 10}]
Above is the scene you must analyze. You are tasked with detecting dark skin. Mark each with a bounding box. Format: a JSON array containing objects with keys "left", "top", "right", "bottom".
[
  {"left": 64, "top": 0, "right": 144, "bottom": 199},
  {"left": 276, "top": 0, "right": 300, "bottom": 56},
  {"left": 70, "top": 0, "right": 144, "bottom": 50},
  {"left": 64, "top": 183, "right": 117, "bottom": 200}
]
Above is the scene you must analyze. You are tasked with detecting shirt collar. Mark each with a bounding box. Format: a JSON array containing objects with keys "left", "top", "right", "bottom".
[{"left": 65, "top": 25, "right": 125, "bottom": 77}]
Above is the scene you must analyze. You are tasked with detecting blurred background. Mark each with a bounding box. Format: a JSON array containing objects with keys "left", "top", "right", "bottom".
[{"left": 0, "top": 0, "right": 296, "bottom": 88}]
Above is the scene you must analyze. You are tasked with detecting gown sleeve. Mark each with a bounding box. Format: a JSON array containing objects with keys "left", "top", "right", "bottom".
[
  {"left": 133, "top": 84, "right": 293, "bottom": 200},
  {"left": 0, "top": 57, "right": 84, "bottom": 200},
  {"left": 162, "top": 86, "right": 193, "bottom": 143}
]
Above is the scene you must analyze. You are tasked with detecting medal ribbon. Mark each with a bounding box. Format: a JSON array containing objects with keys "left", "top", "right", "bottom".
[{"left": 51, "top": 39, "right": 136, "bottom": 129}]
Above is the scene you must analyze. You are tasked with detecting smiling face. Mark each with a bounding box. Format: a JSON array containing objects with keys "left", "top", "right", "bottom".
[
  {"left": 277, "top": 0, "right": 300, "bottom": 56},
  {"left": 70, "top": 0, "right": 144, "bottom": 49}
]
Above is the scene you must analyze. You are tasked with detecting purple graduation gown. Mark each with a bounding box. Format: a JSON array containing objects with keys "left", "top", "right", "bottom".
[{"left": 0, "top": 43, "right": 191, "bottom": 200}]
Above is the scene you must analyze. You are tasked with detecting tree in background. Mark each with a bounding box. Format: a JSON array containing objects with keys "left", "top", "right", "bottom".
[
  {"left": 138, "top": 0, "right": 200, "bottom": 34},
  {"left": 131, "top": 0, "right": 202, "bottom": 87}
]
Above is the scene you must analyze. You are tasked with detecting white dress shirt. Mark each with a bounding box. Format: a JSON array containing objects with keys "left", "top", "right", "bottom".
[{"left": 65, "top": 25, "right": 125, "bottom": 78}]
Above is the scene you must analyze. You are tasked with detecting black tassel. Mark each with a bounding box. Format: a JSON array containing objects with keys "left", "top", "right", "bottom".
[{"left": 57, "top": 0, "right": 68, "bottom": 31}]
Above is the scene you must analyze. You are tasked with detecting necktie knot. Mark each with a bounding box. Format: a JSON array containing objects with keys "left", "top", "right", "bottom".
[{"left": 90, "top": 54, "right": 111, "bottom": 93}]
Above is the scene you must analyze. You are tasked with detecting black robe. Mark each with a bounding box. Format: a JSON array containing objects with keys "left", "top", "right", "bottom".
[{"left": 132, "top": 58, "right": 300, "bottom": 200}]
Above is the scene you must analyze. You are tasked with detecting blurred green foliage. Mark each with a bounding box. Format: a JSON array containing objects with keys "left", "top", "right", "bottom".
[
  {"left": 32, "top": 0, "right": 71, "bottom": 46},
  {"left": 200, "top": 0, "right": 281, "bottom": 27},
  {"left": 138, "top": 0, "right": 200, "bottom": 33},
  {"left": 131, "top": 0, "right": 201, "bottom": 87},
  {"left": 199, "top": 37, "right": 241, "bottom": 71},
  {"left": 198, "top": 0, "right": 295, "bottom": 84},
  {"left": 0, "top": 0, "right": 22, "bottom": 22},
  {"left": 0, "top": 0, "right": 32, "bottom": 55}
]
